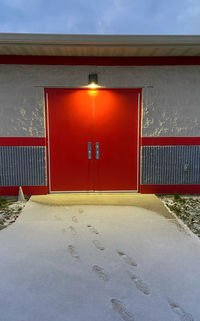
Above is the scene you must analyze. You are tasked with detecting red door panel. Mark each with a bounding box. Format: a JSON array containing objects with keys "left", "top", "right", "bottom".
[
  {"left": 46, "top": 88, "right": 140, "bottom": 192},
  {"left": 47, "top": 89, "right": 94, "bottom": 191},
  {"left": 94, "top": 90, "right": 139, "bottom": 191}
]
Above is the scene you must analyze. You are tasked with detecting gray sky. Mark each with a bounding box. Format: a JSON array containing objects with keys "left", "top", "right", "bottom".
[{"left": 0, "top": 0, "right": 200, "bottom": 34}]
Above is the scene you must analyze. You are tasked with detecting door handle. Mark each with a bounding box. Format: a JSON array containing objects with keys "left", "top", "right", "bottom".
[
  {"left": 88, "top": 142, "right": 92, "bottom": 159},
  {"left": 96, "top": 142, "right": 100, "bottom": 159}
]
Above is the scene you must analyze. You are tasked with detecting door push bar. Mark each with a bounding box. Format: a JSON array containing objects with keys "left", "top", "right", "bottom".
[
  {"left": 88, "top": 142, "right": 92, "bottom": 159},
  {"left": 88, "top": 142, "right": 100, "bottom": 159},
  {"left": 96, "top": 142, "right": 100, "bottom": 160}
]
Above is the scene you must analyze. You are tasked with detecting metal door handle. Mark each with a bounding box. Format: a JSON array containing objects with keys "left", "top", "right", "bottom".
[
  {"left": 96, "top": 142, "right": 100, "bottom": 159},
  {"left": 88, "top": 142, "right": 92, "bottom": 159}
]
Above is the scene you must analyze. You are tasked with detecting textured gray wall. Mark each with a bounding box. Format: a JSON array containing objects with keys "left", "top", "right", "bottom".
[{"left": 0, "top": 64, "right": 200, "bottom": 137}]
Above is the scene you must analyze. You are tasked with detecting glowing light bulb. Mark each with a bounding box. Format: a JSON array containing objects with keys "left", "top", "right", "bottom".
[{"left": 88, "top": 83, "right": 99, "bottom": 89}]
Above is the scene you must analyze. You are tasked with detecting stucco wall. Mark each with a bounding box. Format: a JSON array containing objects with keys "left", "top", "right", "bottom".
[{"left": 0, "top": 64, "right": 200, "bottom": 137}]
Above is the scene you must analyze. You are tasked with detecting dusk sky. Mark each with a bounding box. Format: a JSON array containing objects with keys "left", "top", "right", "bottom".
[{"left": 0, "top": 0, "right": 200, "bottom": 34}]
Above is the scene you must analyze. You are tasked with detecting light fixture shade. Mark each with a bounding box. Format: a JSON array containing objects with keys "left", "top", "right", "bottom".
[{"left": 88, "top": 73, "right": 98, "bottom": 85}]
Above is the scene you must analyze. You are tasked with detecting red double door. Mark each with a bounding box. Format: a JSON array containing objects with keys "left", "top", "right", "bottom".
[{"left": 46, "top": 89, "right": 140, "bottom": 192}]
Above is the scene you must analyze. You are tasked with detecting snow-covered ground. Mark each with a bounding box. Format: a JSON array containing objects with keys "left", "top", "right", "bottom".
[{"left": 0, "top": 200, "right": 200, "bottom": 321}]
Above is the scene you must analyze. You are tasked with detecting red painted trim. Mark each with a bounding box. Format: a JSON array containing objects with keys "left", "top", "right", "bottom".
[
  {"left": 0, "top": 186, "right": 48, "bottom": 196},
  {"left": 141, "top": 185, "right": 200, "bottom": 194},
  {"left": 44, "top": 90, "right": 50, "bottom": 193},
  {"left": 0, "top": 137, "right": 46, "bottom": 146},
  {"left": 1, "top": 55, "right": 200, "bottom": 66},
  {"left": 142, "top": 137, "right": 200, "bottom": 146},
  {"left": 45, "top": 88, "right": 142, "bottom": 93},
  {"left": 138, "top": 92, "right": 142, "bottom": 192}
]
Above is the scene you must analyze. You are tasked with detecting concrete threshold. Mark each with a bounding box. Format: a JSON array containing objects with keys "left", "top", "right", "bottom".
[{"left": 31, "top": 193, "right": 173, "bottom": 218}]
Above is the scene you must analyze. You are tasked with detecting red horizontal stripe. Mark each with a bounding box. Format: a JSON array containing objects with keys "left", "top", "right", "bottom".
[
  {"left": 142, "top": 137, "right": 200, "bottom": 146},
  {"left": 0, "top": 137, "right": 46, "bottom": 146},
  {"left": 0, "top": 186, "right": 48, "bottom": 196},
  {"left": 1, "top": 137, "right": 200, "bottom": 146},
  {"left": 1, "top": 185, "right": 199, "bottom": 196},
  {"left": 1, "top": 55, "right": 200, "bottom": 66},
  {"left": 141, "top": 185, "right": 200, "bottom": 194}
]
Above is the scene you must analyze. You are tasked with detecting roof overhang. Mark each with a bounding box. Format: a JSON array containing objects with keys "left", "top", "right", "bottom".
[{"left": 0, "top": 33, "right": 200, "bottom": 57}]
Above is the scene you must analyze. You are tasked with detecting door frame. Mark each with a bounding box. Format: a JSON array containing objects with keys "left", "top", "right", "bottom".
[{"left": 44, "top": 88, "right": 142, "bottom": 193}]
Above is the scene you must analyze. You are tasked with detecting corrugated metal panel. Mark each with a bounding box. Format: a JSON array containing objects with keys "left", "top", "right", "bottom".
[
  {"left": 142, "top": 145, "right": 200, "bottom": 185},
  {"left": 0, "top": 146, "right": 47, "bottom": 186}
]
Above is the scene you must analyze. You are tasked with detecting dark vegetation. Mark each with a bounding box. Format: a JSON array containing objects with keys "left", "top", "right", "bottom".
[{"left": 162, "top": 194, "right": 200, "bottom": 237}]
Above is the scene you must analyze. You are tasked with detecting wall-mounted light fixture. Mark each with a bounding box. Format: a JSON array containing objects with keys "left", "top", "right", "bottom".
[{"left": 88, "top": 73, "right": 98, "bottom": 88}]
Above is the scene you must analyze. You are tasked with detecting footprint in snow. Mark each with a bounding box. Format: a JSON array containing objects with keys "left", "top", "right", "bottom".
[
  {"left": 128, "top": 271, "right": 150, "bottom": 295},
  {"left": 72, "top": 216, "right": 78, "bottom": 223},
  {"left": 167, "top": 298, "right": 194, "bottom": 321},
  {"left": 54, "top": 215, "right": 62, "bottom": 221},
  {"left": 111, "top": 298, "right": 135, "bottom": 321},
  {"left": 68, "top": 245, "right": 79, "bottom": 260},
  {"left": 92, "top": 239, "right": 105, "bottom": 251},
  {"left": 116, "top": 250, "right": 137, "bottom": 267},
  {"left": 68, "top": 225, "right": 77, "bottom": 236},
  {"left": 87, "top": 225, "right": 99, "bottom": 235},
  {"left": 92, "top": 265, "right": 109, "bottom": 281}
]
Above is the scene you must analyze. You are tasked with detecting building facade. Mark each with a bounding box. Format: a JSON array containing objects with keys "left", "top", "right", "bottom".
[{"left": 0, "top": 34, "right": 200, "bottom": 195}]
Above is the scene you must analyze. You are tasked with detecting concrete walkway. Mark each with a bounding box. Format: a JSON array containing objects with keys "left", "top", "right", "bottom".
[{"left": 0, "top": 195, "right": 200, "bottom": 321}]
